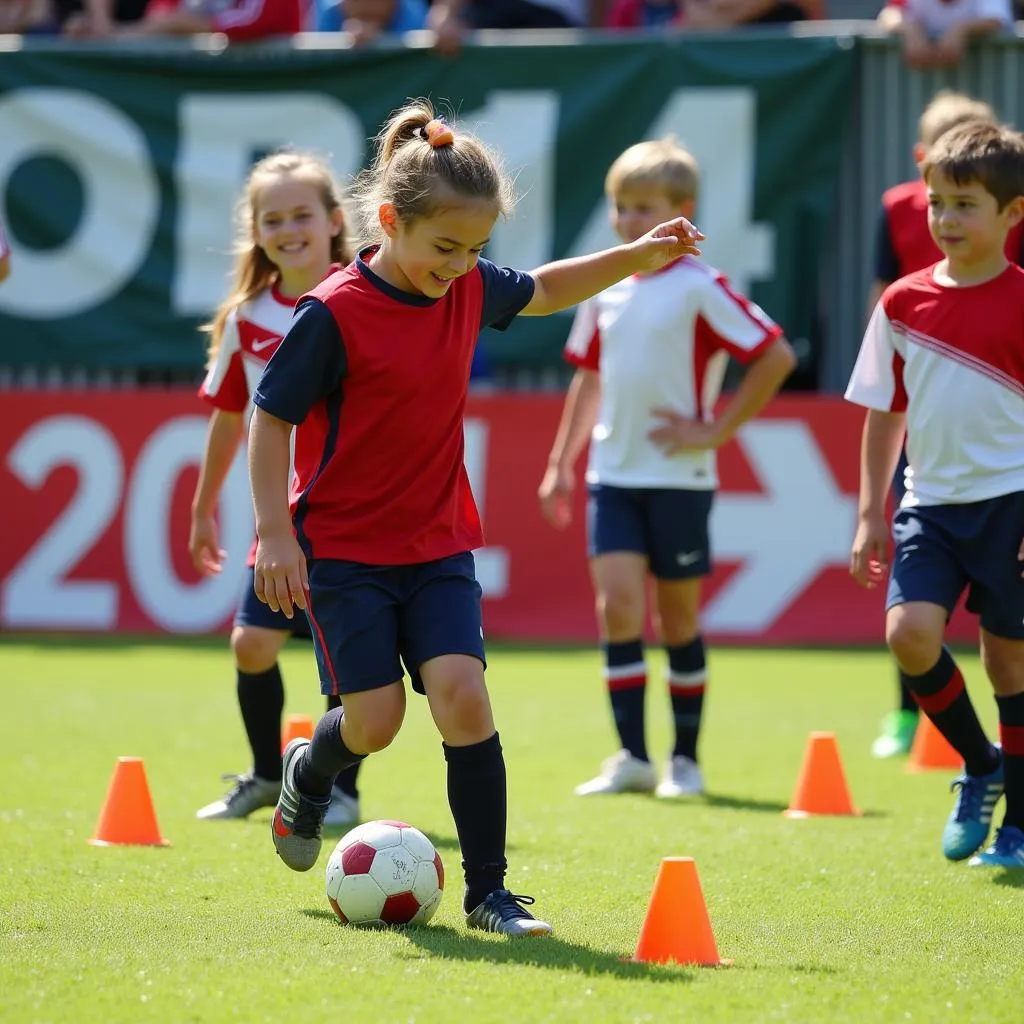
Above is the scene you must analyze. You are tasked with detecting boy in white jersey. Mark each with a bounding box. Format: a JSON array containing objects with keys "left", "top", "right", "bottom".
[
  {"left": 847, "top": 121, "right": 1024, "bottom": 869},
  {"left": 539, "top": 138, "right": 795, "bottom": 799}
]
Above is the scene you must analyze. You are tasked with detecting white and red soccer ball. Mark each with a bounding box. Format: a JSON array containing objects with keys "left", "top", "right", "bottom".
[{"left": 325, "top": 819, "right": 444, "bottom": 926}]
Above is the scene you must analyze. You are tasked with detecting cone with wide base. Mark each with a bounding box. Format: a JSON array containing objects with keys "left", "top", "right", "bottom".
[
  {"left": 784, "top": 731, "right": 861, "bottom": 818},
  {"left": 281, "top": 713, "right": 315, "bottom": 753},
  {"left": 906, "top": 715, "right": 962, "bottom": 773},
  {"left": 88, "top": 757, "right": 169, "bottom": 847},
  {"left": 633, "top": 857, "right": 730, "bottom": 966}
]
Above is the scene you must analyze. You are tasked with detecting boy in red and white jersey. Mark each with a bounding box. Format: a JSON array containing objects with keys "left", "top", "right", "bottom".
[
  {"left": 539, "top": 138, "right": 795, "bottom": 801},
  {"left": 848, "top": 121, "right": 1024, "bottom": 869}
]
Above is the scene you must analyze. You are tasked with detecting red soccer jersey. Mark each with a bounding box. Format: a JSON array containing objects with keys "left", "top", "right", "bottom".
[
  {"left": 879, "top": 178, "right": 1024, "bottom": 279},
  {"left": 253, "top": 249, "right": 535, "bottom": 565}
]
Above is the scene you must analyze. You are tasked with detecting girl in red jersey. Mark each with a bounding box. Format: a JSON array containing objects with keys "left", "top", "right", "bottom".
[
  {"left": 191, "top": 151, "right": 364, "bottom": 828},
  {"left": 249, "top": 101, "right": 703, "bottom": 935}
]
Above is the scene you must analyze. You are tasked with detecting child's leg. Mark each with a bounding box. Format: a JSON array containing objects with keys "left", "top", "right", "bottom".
[
  {"left": 591, "top": 551, "right": 650, "bottom": 762},
  {"left": 232, "top": 625, "right": 290, "bottom": 781},
  {"left": 653, "top": 577, "right": 704, "bottom": 762},
  {"left": 886, "top": 602, "right": 998, "bottom": 775},
  {"left": 981, "top": 630, "right": 1024, "bottom": 831},
  {"left": 326, "top": 693, "right": 361, "bottom": 802}
]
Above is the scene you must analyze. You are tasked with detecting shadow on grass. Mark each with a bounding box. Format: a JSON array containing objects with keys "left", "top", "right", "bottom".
[
  {"left": 700, "top": 792, "right": 789, "bottom": 814},
  {"left": 316, "top": 828, "right": 512, "bottom": 855},
  {"left": 300, "top": 910, "right": 695, "bottom": 980},
  {"left": 992, "top": 869, "right": 1024, "bottom": 889}
]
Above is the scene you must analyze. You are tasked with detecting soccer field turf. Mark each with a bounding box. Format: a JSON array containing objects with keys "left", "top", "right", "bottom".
[{"left": 1, "top": 639, "right": 1021, "bottom": 1024}]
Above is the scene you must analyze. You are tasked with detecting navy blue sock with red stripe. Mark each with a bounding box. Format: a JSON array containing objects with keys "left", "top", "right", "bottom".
[
  {"left": 905, "top": 648, "right": 999, "bottom": 778},
  {"left": 666, "top": 636, "right": 706, "bottom": 762},
  {"left": 996, "top": 690, "right": 1024, "bottom": 830},
  {"left": 604, "top": 639, "right": 648, "bottom": 763},
  {"left": 326, "top": 694, "right": 360, "bottom": 800}
]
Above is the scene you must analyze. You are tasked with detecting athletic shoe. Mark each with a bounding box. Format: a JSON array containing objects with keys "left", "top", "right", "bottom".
[
  {"left": 655, "top": 755, "right": 704, "bottom": 798},
  {"left": 271, "top": 738, "right": 331, "bottom": 872},
  {"left": 465, "top": 890, "right": 553, "bottom": 936},
  {"left": 195, "top": 773, "right": 280, "bottom": 820},
  {"left": 323, "top": 787, "right": 360, "bottom": 828},
  {"left": 871, "top": 710, "right": 918, "bottom": 758},
  {"left": 968, "top": 826, "right": 1024, "bottom": 868},
  {"left": 574, "top": 750, "right": 656, "bottom": 796},
  {"left": 942, "top": 753, "right": 1004, "bottom": 861}
]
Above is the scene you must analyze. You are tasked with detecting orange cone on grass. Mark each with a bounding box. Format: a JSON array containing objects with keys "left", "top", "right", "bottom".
[
  {"left": 88, "top": 757, "right": 169, "bottom": 847},
  {"left": 281, "top": 713, "right": 315, "bottom": 752},
  {"left": 784, "top": 731, "right": 860, "bottom": 818},
  {"left": 906, "top": 715, "right": 962, "bottom": 773},
  {"left": 633, "top": 857, "right": 730, "bottom": 966}
]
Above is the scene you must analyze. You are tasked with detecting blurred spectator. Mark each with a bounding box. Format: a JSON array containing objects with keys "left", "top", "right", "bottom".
[
  {"left": 60, "top": 0, "right": 146, "bottom": 34},
  {"left": 605, "top": 0, "right": 682, "bottom": 28},
  {"left": 314, "top": 0, "right": 426, "bottom": 43},
  {"left": 681, "top": 0, "right": 816, "bottom": 27},
  {"left": 66, "top": 0, "right": 305, "bottom": 38},
  {"left": 0, "top": 0, "right": 57, "bottom": 31},
  {"left": 0, "top": 213, "right": 10, "bottom": 285},
  {"left": 877, "top": 0, "right": 1012, "bottom": 67},
  {"left": 428, "top": 0, "right": 586, "bottom": 52}
]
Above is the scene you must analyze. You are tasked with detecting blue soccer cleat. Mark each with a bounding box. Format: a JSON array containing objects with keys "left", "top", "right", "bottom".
[
  {"left": 941, "top": 753, "right": 1004, "bottom": 861},
  {"left": 968, "top": 826, "right": 1024, "bottom": 869}
]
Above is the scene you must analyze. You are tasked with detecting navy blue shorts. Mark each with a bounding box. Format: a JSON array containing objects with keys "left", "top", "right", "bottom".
[
  {"left": 886, "top": 491, "right": 1024, "bottom": 640},
  {"left": 587, "top": 484, "right": 714, "bottom": 580},
  {"left": 304, "top": 552, "right": 486, "bottom": 696},
  {"left": 235, "top": 566, "right": 312, "bottom": 640}
]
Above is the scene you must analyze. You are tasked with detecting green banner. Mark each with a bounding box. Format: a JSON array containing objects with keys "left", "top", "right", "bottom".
[{"left": 0, "top": 37, "right": 855, "bottom": 372}]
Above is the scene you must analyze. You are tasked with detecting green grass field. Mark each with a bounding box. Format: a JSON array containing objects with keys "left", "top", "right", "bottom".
[{"left": 1, "top": 639, "right": 1021, "bottom": 1024}]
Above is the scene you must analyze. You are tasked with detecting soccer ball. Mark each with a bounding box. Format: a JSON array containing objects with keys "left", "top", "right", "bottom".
[{"left": 325, "top": 819, "right": 444, "bottom": 926}]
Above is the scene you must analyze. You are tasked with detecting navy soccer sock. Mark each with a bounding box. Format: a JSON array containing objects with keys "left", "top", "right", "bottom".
[
  {"left": 905, "top": 649, "right": 999, "bottom": 778},
  {"left": 666, "top": 636, "right": 706, "bottom": 762},
  {"left": 604, "top": 639, "right": 648, "bottom": 762},
  {"left": 898, "top": 669, "right": 919, "bottom": 715},
  {"left": 237, "top": 665, "right": 285, "bottom": 782},
  {"left": 326, "top": 694, "right": 360, "bottom": 800},
  {"left": 443, "top": 733, "right": 508, "bottom": 913},
  {"left": 996, "top": 690, "right": 1024, "bottom": 830},
  {"left": 295, "top": 705, "right": 365, "bottom": 798}
]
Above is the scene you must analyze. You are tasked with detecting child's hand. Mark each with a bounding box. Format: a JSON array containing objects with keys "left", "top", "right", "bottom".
[
  {"left": 850, "top": 514, "right": 890, "bottom": 589},
  {"left": 538, "top": 463, "right": 575, "bottom": 529},
  {"left": 648, "top": 408, "right": 722, "bottom": 453},
  {"left": 254, "top": 532, "right": 308, "bottom": 619},
  {"left": 629, "top": 218, "right": 704, "bottom": 272},
  {"left": 189, "top": 514, "right": 225, "bottom": 576}
]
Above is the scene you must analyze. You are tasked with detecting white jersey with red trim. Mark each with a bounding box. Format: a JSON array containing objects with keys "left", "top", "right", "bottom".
[
  {"left": 845, "top": 264, "right": 1024, "bottom": 506},
  {"left": 199, "top": 285, "right": 296, "bottom": 415},
  {"left": 564, "top": 257, "right": 781, "bottom": 489}
]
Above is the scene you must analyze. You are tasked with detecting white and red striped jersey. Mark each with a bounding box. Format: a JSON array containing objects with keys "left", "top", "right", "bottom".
[
  {"left": 845, "top": 264, "right": 1024, "bottom": 506},
  {"left": 564, "top": 257, "right": 781, "bottom": 489},
  {"left": 199, "top": 285, "right": 297, "bottom": 415}
]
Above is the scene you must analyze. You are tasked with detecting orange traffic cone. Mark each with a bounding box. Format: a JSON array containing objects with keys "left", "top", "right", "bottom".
[
  {"left": 784, "top": 731, "right": 861, "bottom": 818},
  {"left": 281, "top": 713, "right": 315, "bottom": 753},
  {"left": 906, "top": 716, "right": 962, "bottom": 773},
  {"left": 633, "top": 857, "right": 730, "bottom": 967},
  {"left": 88, "top": 757, "right": 169, "bottom": 847}
]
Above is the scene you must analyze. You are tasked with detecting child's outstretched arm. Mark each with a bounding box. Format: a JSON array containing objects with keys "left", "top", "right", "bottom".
[
  {"left": 650, "top": 337, "right": 796, "bottom": 453},
  {"left": 522, "top": 218, "right": 704, "bottom": 316},
  {"left": 850, "top": 409, "right": 906, "bottom": 589},
  {"left": 189, "top": 409, "right": 245, "bottom": 576},
  {"left": 539, "top": 368, "right": 600, "bottom": 529},
  {"left": 249, "top": 407, "right": 307, "bottom": 618}
]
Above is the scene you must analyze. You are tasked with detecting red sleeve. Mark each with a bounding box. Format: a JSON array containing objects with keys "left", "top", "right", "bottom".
[
  {"left": 607, "top": 0, "right": 640, "bottom": 27},
  {"left": 563, "top": 300, "right": 601, "bottom": 371},
  {"left": 213, "top": 0, "right": 300, "bottom": 40},
  {"left": 199, "top": 351, "right": 249, "bottom": 412}
]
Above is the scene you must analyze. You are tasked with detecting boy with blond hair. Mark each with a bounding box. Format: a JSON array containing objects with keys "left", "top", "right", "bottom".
[
  {"left": 848, "top": 121, "right": 1024, "bottom": 868},
  {"left": 867, "top": 89, "right": 1024, "bottom": 759},
  {"left": 539, "top": 137, "right": 795, "bottom": 799}
]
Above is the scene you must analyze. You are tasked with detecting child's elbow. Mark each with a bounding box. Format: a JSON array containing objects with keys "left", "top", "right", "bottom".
[{"left": 769, "top": 336, "right": 798, "bottom": 378}]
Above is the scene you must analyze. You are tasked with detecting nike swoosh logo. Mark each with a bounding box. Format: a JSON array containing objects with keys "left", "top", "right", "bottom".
[
  {"left": 676, "top": 551, "right": 702, "bottom": 566},
  {"left": 251, "top": 337, "right": 280, "bottom": 353},
  {"left": 272, "top": 808, "right": 290, "bottom": 837}
]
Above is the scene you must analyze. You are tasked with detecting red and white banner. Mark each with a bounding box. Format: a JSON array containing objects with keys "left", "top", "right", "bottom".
[{"left": 0, "top": 390, "right": 975, "bottom": 643}]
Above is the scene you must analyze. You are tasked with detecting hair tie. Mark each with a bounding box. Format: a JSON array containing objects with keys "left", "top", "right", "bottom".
[{"left": 420, "top": 119, "right": 455, "bottom": 149}]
